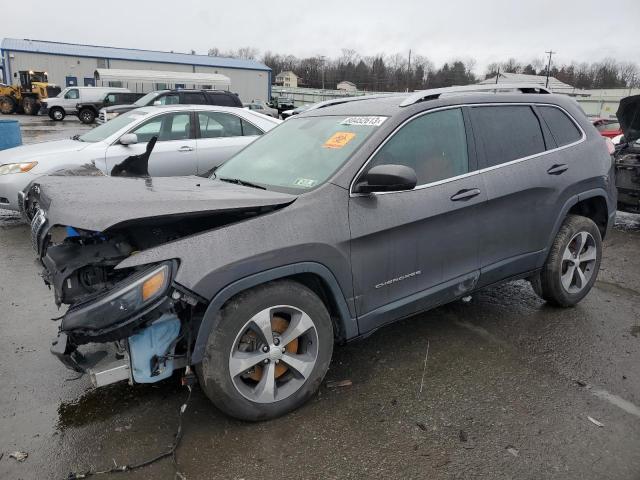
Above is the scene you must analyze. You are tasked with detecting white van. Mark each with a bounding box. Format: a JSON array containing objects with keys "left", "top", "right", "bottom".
[{"left": 41, "top": 87, "right": 130, "bottom": 121}]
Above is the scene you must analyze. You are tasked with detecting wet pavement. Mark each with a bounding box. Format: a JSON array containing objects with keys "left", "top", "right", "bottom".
[
  {"left": 15, "top": 114, "right": 93, "bottom": 145},
  {"left": 0, "top": 118, "right": 639, "bottom": 479}
]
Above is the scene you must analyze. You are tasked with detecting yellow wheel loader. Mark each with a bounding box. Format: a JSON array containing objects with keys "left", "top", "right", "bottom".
[{"left": 0, "top": 71, "right": 61, "bottom": 115}]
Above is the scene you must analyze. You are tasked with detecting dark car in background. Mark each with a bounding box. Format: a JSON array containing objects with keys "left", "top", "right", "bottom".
[
  {"left": 76, "top": 91, "right": 146, "bottom": 124},
  {"left": 614, "top": 95, "right": 640, "bottom": 213},
  {"left": 24, "top": 84, "right": 616, "bottom": 421},
  {"left": 99, "top": 89, "right": 243, "bottom": 123}
]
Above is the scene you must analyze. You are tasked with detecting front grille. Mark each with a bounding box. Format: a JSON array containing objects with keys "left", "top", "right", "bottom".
[
  {"left": 31, "top": 209, "right": 46, "bottom": 254},
  {"left": 98, "top": 111, "right": 106, "bottom": 123}
]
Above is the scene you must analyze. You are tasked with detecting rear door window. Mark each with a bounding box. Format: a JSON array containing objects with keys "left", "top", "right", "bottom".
[
  {"left": 471, "top": 105, "right": 545, "bottom": 167},
  {"left": 197, "top": 112, "right": 243, "bottom": 138},
  {"left": 538, "top": 106, "right": 582, "bottom": 147},
  {"left": 368, "top": 107, "right": 469, "bottom": 185},
  {"left": 207, "top": 93, "right": 237, "bottom": 107}
]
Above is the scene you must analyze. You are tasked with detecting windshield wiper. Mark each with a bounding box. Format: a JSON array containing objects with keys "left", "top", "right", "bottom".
[
  {"left": 218, "top": 177, "right": 266, "bottom": 190},
  {"left": 71, "top": 134, "right": 84, "bottom": 142}
]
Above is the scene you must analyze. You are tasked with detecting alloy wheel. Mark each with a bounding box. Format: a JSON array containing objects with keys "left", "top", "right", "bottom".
[
  {"left": 228, "top": 305, "right": 319, "bottom": 404},
  {"left": 560, "top": 231, "right": 597, "bottom": 294}
]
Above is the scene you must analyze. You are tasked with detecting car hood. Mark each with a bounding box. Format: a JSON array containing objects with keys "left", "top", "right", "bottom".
[
  {"left": 30, "top": 175, "right": 297, "bottom": 232},
  {"left": 616, "top": 95, "right": 640, "bottom": 143},
  {"left": 0, "top": 139, "right": 91, "bottom": 164}
]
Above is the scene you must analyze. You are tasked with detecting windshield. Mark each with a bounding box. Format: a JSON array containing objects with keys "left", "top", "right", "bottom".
[
  {"left": 56, "top": 88, "right": 68, "bottom": 98},
  {"left": 134, "top": 91, "right": 161, "bottom": 107},
  {"left": 78, "top": 110, "right": 150, "bottom": 143},
  {"left": 215, "top": 115, "right": 386, "bottom": 192}
]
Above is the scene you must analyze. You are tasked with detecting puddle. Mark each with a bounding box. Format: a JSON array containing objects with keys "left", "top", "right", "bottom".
[{"left": 57, "top": 379, "right": 181, "bottom": 430}]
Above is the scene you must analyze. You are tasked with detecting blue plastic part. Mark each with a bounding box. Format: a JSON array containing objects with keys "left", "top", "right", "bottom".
[
  {"left": 66, "top": 226, "right": 80, "bottom": 237},
  {"left": 128, "top": 314, "right": 180, "bottom": 384},
  {"left": 0, "top": 120, "right": 22, "bottom": 151}
]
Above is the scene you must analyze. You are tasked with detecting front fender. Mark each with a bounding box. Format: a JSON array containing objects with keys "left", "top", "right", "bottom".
[{"left": 190, "top": 262, "right": 357, "bottom": 364}]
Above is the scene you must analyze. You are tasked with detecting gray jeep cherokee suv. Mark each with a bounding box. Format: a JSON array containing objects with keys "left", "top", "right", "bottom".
[{"left": 24, "top": 84, "right": 616, "bottom": 421}]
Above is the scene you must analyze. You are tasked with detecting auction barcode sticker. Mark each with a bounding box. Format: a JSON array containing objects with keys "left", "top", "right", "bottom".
[{"left": 340, "top": 116, "right": 387, "bottom": 127}]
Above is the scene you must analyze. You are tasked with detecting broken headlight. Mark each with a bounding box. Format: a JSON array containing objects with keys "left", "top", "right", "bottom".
[{"left": 63, "top": 263, "right": 172, "bottom": 331}]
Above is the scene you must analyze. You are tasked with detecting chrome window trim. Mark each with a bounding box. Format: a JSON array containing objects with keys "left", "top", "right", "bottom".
[{"left": 349, "top": 102, "right": 586, "bottom": 197}]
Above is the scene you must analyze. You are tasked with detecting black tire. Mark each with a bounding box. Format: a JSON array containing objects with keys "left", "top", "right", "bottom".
[
  {"left": 531, "top": 214, "right": 602, "bottom": 307},
  {"left": 49, "top": 107, "right": 65, "bottom": 121},
  {"left": 197, "top": 280, "right": 334, "bottom": 421},
  {"left": 0, "top": 96, "right": 16, "bottom": 114},
  {"left": 78, "top": 108, "right": 96, "bottom": 124},
  {"left": 22, "top": 97, "right": 38, "bottom": 115}
]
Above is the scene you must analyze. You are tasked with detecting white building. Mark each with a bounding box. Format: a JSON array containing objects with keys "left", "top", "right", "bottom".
[
  {"left": 337, "top": 81, "right": 357, "bottom": 93},
  {"left": 0, "top": 38, "right": 272, "bottom": 102},
  {"left": 275, "top": 71, "right": 299, "bottom": 88}
]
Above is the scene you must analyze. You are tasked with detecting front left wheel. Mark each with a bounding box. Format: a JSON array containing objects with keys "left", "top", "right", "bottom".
[{"left": 197, "top": 280, "right": 334, "bottom": 421}]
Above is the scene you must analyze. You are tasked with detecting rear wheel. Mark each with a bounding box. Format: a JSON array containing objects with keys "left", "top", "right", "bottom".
[
  {"left": 49, "top": 107, "right": 65, "bottom": 121},
  {"left": 197, "top": 280, "right": 333, "bottom": 421},
  {"left": 531, "top": 215, "right": 602, "bottom": 307},
  {"left": 22, "top": 97, "right": 39, "bottom": 116},
  {"left": 0, "top": 96, "right": 16, "bottom": 114}
]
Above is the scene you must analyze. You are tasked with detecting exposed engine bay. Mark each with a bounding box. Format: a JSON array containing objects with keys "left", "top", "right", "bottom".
[
  {"left": 22, "top": 173, "right": 296, "bottom": 388},
  {"left": 615, "top": 142, "right": 640, "bottom": 213},
  {"left": 615, "top": 94, "right": 640, "bottom": 213}
]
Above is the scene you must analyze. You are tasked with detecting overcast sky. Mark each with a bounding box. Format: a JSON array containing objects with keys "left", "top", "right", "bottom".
[{"left": 3, "top": 0, "right": 639, "bottom": 73}]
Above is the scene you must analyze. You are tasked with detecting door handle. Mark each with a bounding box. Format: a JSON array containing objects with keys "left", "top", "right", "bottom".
[
  {"left": 450, "top": 188, "right": 481, "bottom": 201},
  {"left": 178, "top": 146, "right": 194, "bottom": 152},
  {"left": 547, "top": 163, "right": 568, "bottom": 175}
]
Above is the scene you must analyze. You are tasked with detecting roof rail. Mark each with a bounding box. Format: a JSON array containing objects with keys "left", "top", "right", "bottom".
[
  {"left": 399, "top": 83, "right": 552, "bottom": 107},
  {"left": 311, "top": 93, "right": 404, "bottom": 111}
]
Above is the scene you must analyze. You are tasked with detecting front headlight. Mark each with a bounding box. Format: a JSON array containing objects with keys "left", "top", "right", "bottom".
[
  {"left": 0, "top": 162, "right": 38, "bottom": 176},
  {"left": 106, "top": 112, "right": 120, "bottom": 120},
  {"left": 63, "top": 263, "right": 172, "bottom": 331}
]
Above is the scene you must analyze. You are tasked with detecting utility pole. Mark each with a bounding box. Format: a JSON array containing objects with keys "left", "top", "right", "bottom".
[
  {"left": 407, "top": 49, "right": 412, "bottom": 92},
  {"left": 545, "top": 50, "right": 556, "bottom": 88},
  {"left": 495, "top": 65, "right": 500, "bottom": 84},
  {"left": 320, "top": 55, "right": 326, "bottom": 90}
]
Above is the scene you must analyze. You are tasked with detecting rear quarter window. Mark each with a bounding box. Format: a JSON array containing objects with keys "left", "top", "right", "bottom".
[
  {"left": 471, "top": 105, "right": 546, "bottom": 167},
  {"left": 207, "top": 93, "right": 240, "bottom": 107},
  {"left": 538, "top": 106, "right": 582, "bottom": 147}
]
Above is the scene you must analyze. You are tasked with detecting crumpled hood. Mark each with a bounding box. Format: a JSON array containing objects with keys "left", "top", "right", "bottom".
[
  {"left": 0, "top": 139, "right": 91, "bottom": 165},
  {"left": 30, "top": 175, "right": 297, "bottom": 232},
  {"left": 616, "top": 95, "right": 640, "bottom": 144}
]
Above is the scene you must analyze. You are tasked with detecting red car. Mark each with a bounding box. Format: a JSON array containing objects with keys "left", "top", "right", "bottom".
[{"left": 592, "top": 118, "right": 623, "bottom": 138}]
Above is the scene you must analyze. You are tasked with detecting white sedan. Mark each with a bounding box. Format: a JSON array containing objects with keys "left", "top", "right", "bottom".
[{"left": 0, "top": 105, "right": 280, "bottom": 211}]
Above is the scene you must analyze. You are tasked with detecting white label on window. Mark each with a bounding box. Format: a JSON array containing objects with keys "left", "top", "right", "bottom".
[
  {"left": 340, "top": 116, "right": 387, "bottom": 127},
  {"left": 294, "top": 178, "right": 317, "bottom": 188}
]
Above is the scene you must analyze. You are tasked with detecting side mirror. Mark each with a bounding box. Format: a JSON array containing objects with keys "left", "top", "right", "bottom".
[
  {"left": 119, "top": 133, "right": 138, "bottom": 146},
  {"left": 153, "top": 100, "right": 162, "bottom": 106},
  {"left": 354, "top": 164, "right": 417, "bottom": 194}
]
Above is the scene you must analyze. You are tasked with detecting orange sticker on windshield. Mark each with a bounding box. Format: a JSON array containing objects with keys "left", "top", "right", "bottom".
[{"left": 323, "top": 132, "right": 356, "bottom": 149}]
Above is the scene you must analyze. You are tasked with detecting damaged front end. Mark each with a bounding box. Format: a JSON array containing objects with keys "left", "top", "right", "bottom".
[
  {"left": 39, "top": 223, "right": 199, "bottom": 387},
  {"left": 24, "top": 173, "right": 296, "bottom": 388}
]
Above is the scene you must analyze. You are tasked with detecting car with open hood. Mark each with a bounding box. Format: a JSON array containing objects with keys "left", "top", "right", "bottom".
[
  {"left": 614, "top": 94, "right": 640, "bottom": 213},
  {"left": 23, "top": 84, "right": 616, "bottom": 421},
  {"left": 0, "top": 104, "right": 279, "bottom": 212}
]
